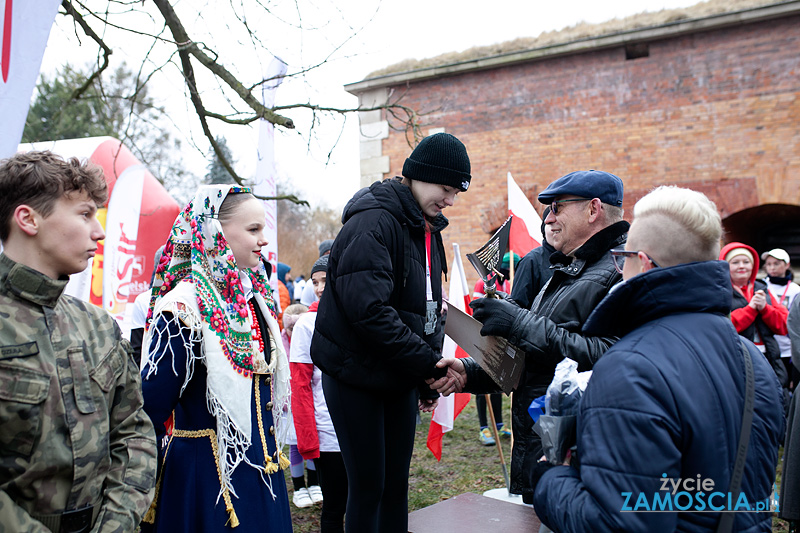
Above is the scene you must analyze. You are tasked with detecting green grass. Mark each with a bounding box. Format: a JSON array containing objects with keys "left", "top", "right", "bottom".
[{"left": 287, "top": 395, "right": 511, "bottom": 532}]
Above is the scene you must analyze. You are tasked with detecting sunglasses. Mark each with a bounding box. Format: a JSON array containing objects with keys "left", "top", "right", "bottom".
[
  {"left": 551, "top": 198, "right": 591, "bottom": 215},
  {"left": 610, "top": 248, "right": 661, "bottom": 274}
]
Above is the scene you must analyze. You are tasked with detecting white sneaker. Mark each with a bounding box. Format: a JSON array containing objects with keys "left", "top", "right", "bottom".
[
  {"left": 292, "top": 487, "right": 313, "bottom": 509},
  {"left": 308, "top": 485, "right": 324, "bottom": 504}
]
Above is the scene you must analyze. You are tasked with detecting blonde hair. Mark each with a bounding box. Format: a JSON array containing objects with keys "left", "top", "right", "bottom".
[
  {"left": 631, "top": 186, "right": 721, "bottom": 267},
  {"left": 282, "top": 303, "right": 308, "bottom": 334}
]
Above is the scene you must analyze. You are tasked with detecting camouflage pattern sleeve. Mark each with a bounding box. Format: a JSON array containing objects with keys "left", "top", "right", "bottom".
[
  {"left": 0, "top": 491, "right": 51, "bottom": 532},
  {"left": 91, "top": 339, "right": 157, "bottom": 533}
]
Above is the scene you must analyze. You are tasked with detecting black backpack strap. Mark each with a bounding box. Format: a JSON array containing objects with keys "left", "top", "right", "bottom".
[{"left": 716, "top": 339, "right": 756, "bottom": 533}]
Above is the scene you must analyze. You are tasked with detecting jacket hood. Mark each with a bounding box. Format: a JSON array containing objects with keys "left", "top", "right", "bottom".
[
  {"left": 277, "top": 262, "right": 291, "bottom": 283},
  {"left": 719, "top": 241, "right": 759, "bottom": 287},
  {"left": 342, "top": 178, "right": 448, "bottom": 233},
  {"left": 583, "top": 260, "right": 733, "bottom": 338}
]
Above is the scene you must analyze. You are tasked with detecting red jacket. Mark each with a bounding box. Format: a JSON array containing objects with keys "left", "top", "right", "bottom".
[
  {"left": 290, "top": 301, "right": 320, "bottom": 459},
  {"left": 720, "top": 242, "right": 788, "bottom": 336}
]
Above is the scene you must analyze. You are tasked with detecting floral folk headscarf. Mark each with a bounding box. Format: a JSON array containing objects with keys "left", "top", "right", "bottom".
[{"left": 142, "top": 185, "right": 290, "bottom": 505}]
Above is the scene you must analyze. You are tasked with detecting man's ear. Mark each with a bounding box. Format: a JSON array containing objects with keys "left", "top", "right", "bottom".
[
  {"left": 587, "top": 198, "right": 602, "bottom": 223},
  {"left": 639, "top": 251, "right": 656, "bottom": 273},
  {"left": 13, "top": 205, "right": 40, "bottom": 237}
]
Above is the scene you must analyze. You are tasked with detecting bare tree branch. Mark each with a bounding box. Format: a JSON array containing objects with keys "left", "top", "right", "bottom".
[
  {"left": 152, "top": 0, "right": 294, "bottom": 128},
  {"left": 56, "top": 0, "right": 426, "bottom": 204},
  {"left": 60, "top": 0, "right": 112, "bottom": 101}
]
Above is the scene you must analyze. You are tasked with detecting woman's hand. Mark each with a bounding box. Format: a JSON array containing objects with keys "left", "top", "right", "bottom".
[
  {"left": 426, "top": 358, "right": 466, "bottom": 396},
  {"left": 419, "top": 397, "right": 439, "bottom": 413},
  {"left": 749, "top": 290, "right": 767, "bottom": 311}
]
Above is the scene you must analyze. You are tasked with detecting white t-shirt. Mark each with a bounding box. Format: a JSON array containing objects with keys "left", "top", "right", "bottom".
[
  {"left": 764, "top": 278, "right": 800, "bottom": 358},
  {"left": 289, "top": 312, "right": 340, "bottom": 452},
  {"left": 130, "top": 291, "right": 150, "bottom": 331}
]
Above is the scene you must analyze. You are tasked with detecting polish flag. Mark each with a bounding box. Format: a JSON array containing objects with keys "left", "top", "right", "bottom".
[
  {"left": 427, "top": 243, "right": 472, "bottom": 461},
  {"left": 508, "top": 172, "right": 542, "bottom": 257}
]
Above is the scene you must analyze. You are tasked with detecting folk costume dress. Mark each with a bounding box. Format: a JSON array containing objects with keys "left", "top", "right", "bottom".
[{"left": 140, "top": 185, "right": 292, "bottom": 532}]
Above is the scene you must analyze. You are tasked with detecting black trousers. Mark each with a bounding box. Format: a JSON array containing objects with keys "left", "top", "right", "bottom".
[
  {"left": 316, "top": 451, "right": 348, "bottom": 533},
  {"left": 476, "top": 393, "right": 503, "bottom": 428},
  {"left": 322, "top": 374, "right": 417, "bottom": 533}
]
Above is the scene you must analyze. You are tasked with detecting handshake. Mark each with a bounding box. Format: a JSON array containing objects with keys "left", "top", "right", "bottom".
[
  {"left": 426, "top": 294, "right": 524, "bottom": 397},
  {"left": 426, "top": 358, "right": 467, "bottom": 397}
]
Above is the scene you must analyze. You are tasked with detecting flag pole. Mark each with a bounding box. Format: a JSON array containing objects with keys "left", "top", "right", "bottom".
[
  {"left": 509, "top": 249, "right": 515, "bottom": 289},
  {"left": 486, "top": 394, "right": 510, "bottom": 493}
]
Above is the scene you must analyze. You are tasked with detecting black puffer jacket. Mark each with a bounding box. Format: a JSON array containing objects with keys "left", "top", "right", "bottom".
[
  {"left": 311, "top": 179, "right": 447, "bottom": 396},
  {"left": 464, "top": 220, "right": 628, "bottom": 496}
]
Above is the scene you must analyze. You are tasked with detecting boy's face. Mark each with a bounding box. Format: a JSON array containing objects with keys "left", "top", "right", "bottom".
[{"left": 36, "top": 191, "right": 105, "bottom": 278}]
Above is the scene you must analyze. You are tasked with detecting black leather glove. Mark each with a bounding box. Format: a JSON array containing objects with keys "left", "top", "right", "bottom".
[{"left": 469, "top": 296, "right": 522, "bottom": 337}]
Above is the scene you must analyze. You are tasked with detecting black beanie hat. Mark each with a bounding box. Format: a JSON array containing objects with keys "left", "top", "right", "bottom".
[
  {"left": 311, "top": 255, "right": 329, "bottom": 277},
  {"left": 402, "top": 133, "right": 471, "bottom": 192}
]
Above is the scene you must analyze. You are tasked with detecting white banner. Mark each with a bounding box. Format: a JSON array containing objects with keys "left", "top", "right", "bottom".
[
  {"left": 103, "top": 165, "right": 145, "bottom": 335},
  {"left": 252, "top": 56, "right": 288, "bottom": 308},
  {"left": 0, "top": 0, "right": 63, "bottom": 158}
]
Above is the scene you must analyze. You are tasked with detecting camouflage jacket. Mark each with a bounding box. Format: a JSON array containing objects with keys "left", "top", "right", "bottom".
[{"left": 0, "top": 254, "right": 157, "bottom": 532}]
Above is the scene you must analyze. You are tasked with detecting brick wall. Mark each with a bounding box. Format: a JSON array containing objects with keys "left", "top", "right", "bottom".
[{"left": 373, "top": 14, "right": 800, "bottom": 287}]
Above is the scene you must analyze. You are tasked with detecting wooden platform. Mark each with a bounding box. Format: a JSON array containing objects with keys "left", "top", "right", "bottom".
[{"left": 407, "top": 492, "right": 542, "bottom": 532}]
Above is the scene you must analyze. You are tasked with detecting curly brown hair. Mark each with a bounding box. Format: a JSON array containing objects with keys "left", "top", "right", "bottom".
[{"left": 0, "top": 151, "right": 108, "bottom": 241}]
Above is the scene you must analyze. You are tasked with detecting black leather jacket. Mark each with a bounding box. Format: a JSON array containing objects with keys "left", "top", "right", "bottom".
[{"left": 464, "top": 220, "right": 629, "bottom": 496}]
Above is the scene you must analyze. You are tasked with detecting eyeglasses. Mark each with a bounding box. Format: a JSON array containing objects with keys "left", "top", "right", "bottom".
[
  {"left": 610, "top": 248, "right": 661, "bottom": 274},
  {"left": 551, "top": 198, "right": 591, "bottom": 215}
]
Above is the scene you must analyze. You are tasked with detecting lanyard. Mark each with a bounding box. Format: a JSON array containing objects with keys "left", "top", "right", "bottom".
[
  {"left": 425, "top": 231, "right": 433, "bottom": 300},
  {"left": 779, "top": 283, "right": 790, "bottom": 305}
]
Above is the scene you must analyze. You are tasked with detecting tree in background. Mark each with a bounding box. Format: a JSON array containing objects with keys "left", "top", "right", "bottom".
[
  {"left": 206, "top": 137, "right": 236, "bottom": 184},
  {"left": 23, "top": 62, "right": 200, "bottom": 203},
  {"left": 276, "top": 177, "right": 341, "bottom": 277},
  {"left": 56, "top": 0, "right": 424, "bottom": 194}
]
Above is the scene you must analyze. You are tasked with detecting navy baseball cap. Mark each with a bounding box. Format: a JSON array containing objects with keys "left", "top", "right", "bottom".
[{"left": 537, "top": 170, "right": 624, "bottom": 207}]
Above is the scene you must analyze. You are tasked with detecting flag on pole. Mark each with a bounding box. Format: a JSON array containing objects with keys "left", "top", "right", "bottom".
[
  {"left": 253, "top": 56, "right": 287, "bottom": 304},
  {"left": 507, "top": 172, "right": 543, "bottom": 257},
  {"left": 427, "top": 243, "right": 472, "bottom": 461}
]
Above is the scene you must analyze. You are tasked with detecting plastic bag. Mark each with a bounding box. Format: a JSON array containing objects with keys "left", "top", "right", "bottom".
[{"left": 530, "top": 359, "right": 591, "bottom": 464}]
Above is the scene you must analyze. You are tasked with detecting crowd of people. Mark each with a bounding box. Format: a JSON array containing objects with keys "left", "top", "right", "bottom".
[{"left": 0, "top": 135, "right": 797, "bottom": 532}]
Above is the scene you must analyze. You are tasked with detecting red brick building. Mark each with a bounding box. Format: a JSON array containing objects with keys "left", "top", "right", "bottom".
[{"left": 345, "top": 1, "right": 800, "bottom": 286}]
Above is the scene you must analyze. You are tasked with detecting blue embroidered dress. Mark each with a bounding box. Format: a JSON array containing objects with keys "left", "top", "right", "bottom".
[{"left": 141, "top": 307, "right": 292, "bottom": 532}]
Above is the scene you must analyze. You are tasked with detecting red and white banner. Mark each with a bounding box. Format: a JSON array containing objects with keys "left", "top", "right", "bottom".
[
  {"left": 508, "top": 172, "right": 542, "bottom": 257},
  {"left": 103, "top": 165, "right": 145, "bottom": 328},
  {"left": 0, "top": 0, "right": 62, "bottom": 159},
  {"left": 427, "top": 243, "right": 472, "bottom": 461},
  {"left": 253, "top": 56, "right": 287, "bottom": 307}
]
